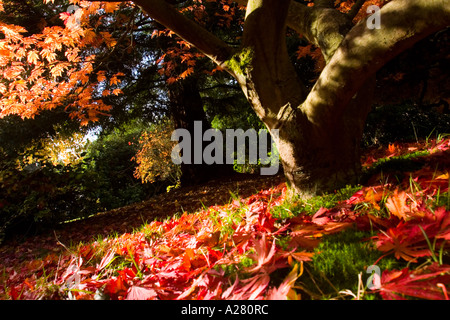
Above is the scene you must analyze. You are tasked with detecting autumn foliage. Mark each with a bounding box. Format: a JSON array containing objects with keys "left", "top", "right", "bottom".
[
  {"left": 133, "top": 120, "right": 180, "bottom": 185},
  {"left": 0, "top": 0, "right": 126, "bottom": 125},
  {"left": 0, "top": 0, "right": 234, "bottom": 124},
  {"left": 0, "top": 0, "right": 449, "bottom": 301},
  {"left": 1, "top": 137, "right": 449, "bottom": 300}
]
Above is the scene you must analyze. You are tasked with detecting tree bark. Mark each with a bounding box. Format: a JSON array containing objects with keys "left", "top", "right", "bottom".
[
  {"left": 132, "top": 0, "right": 233, "bottom": 68},
  {"left": 275, "top": 76, "right": 375, "bottom": 198},
  {"left": 234, "top": 0, "right": 371, "bottom": 197},
  {"left": 286, "top": 1, "right": 352, "bottom": 62},
  {"left": 300, "top": 0, "right": 450, "bottom": 127},
  {"left": 234, "top": 0, "right": 449, "bottom": 197},
  {"left": 238, "top": 0, "right": 307, "bottom": 126}
]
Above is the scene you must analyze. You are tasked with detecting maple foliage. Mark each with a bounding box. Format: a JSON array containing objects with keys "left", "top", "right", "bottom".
[
  {"left": 379, "top": 263, "right": 450, "bottom": 300},
  {"left": 0, "top": 182, "right": 316, "bottom": 300},
  {"left": 0, "top": 0, "right": 449, "bottom": 300},
  {"left": 0, "top": 0, "right": 128, "bottom": 125},
  {"left": 151, "top": 0, "right": 245, "bottom": 85},
  {"left": 0, "top": 0, "right": 247, "bottom": 125}
]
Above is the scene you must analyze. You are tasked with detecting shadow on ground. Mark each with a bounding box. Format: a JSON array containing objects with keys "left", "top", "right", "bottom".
[{"left": 0, "top": 173, "right": 285, "bottom": 268}]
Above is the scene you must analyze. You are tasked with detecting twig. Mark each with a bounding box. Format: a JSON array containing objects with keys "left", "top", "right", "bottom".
[
  {"left": 304, "top": 265, "right": 326, "bottom": 296},
  {"left": 314, "top": 0, "right": 335, "bottom": 8},
  {"left": 347, "top": 0, "right": 367, "bottom": 20},
  {"left": 54, "top": 230, "right": 75, "bottom": 255}
]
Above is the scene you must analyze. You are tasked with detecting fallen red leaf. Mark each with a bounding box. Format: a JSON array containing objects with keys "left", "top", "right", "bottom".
[
  {"left": 246, "top": 235, "right": 277, "bottom": 273},
  {"left": 373, "top": 207, "right": 450, "bottom": 262},
  {"left": 378, "top": 263, "right": 450, "bottom": 300},
  {"left": 385, "top": 189, "right": 423, "bottom": 221},
  {"left": 126, "top": 286, "right": 158, "bottom": 300},
  {"left": 373, "top": 223, "right": 432, "bottom": 262}
]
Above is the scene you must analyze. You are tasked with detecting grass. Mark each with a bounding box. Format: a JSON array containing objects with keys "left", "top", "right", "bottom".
[
  {"left": 271, "top": 184, "right": 362, "bottom": 220},
  {"left": 435, "top": 190, "right": 450, "bottom": 210}
]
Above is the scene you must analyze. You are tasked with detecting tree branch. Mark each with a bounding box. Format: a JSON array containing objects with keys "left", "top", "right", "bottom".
[
  {"left": 301, "top": 0, "right": 450, "bottom": 127},
  {"left": 347, "top": 0, "right": 366, "bottom": 20},
  {"left": 314, "top": 0, "right": 335, "bottom": 8},
  {"left": 128, "top": 0, "right": 233, "bottom": 68},
  {"left": 241, "top": 0, "right": 306, "bottom": 123},
  {"left": 286, "top": 1, "right": 353, "bottom": 62}
]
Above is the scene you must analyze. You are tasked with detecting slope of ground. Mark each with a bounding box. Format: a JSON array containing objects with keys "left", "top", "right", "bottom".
[{"left": 0, "top": 173, "right": 285, "bottom": 269}]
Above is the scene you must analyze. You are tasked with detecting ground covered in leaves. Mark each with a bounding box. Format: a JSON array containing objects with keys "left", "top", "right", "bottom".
[{"left": 1, "top": 137, "right": 450, "bottom": 300}]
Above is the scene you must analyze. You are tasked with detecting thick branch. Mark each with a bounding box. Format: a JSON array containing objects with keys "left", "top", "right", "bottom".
[
  {"left": 301, "top": 0, "right": 450, "bottom": 127},
  {"left": 131, "top": 0, "right": 233, "bottom": 68},
  {"left": 286, "top": 1, "right": 352, "bottom": 62},
  {"left": 240, "top": 0, "right": 306, "bottom": 124}
]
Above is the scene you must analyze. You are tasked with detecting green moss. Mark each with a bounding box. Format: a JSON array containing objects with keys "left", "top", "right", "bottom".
[
  {"left": 225, "top": 47, "right": 254, "bottom": 76},
  {"left": 271, "top": 184, "right": 362, "bottom": 220},
  {"left": 304, "top": 229, "right": 403, "bottom": 298},
  {"left": 363, "top": 151, "right": 429, "bottom": 176},
  {"left": 435, "top": 191, "right": 450, "bottom": 210},
  {"left": 214, "top": 253, "right": 256, "bottom": 277}
]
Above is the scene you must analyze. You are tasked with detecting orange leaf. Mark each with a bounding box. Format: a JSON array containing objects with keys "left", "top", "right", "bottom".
[
  {"left": 385, "top": 190, "right": 410, "bottom": 220},
  {"left": 364, "top": 186, "right": 386, "bottom": 210},
  {"left": 167, "top": 77, "right": 177, "bottom": 84},
  {"left": 27, "top": 50, "right": 39, "bottom": 64},
  {"left": 179, "top": 67, "right": 194, "bottom": 79},
  {"left": 385, "top": 190, "right": 424, "bottom": 221},
  {"left": 109, "top": 76, "right": 120, "bottom": 86},
  {"left": 387, "top": 143, "right": 398, "bottom": 157},
  {"left": 112, "top": 88, "right": 123, "bottom": 96},
  {"left": 97, "top": 71, "right": 106, "bottom": 82}
]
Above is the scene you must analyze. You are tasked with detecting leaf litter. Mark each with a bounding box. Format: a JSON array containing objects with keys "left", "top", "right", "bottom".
[{"left": 1, "top": 137, "right": 450, "bottom": 300}]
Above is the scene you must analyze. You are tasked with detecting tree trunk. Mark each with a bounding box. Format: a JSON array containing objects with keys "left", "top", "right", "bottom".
[
  {"left": 235, "top": 0, "right": 367, "bottom": 197},
  {"left": 231, "top": 0, "right": 448, "bottom": 198},
  {"left": 168, "top": 77, "right": 234, "bottom": 186},
  {"left": 275, "top": 77, "right": 375, "bottom": 198}
]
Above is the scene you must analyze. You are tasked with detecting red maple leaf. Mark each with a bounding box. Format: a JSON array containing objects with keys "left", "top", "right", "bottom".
[
  {"left": 246, "top": 235, "right": 277, "bottom": 273},
  {"left": 385, "top": 189, "right": 423, "bottom": 221},
  {"left": 373, "top": 223, "right": 432, "bottom": 262},
  {"left": 373, "top": 207, "right": 450, "bottom": 262},
  {"left": 378, "top": 264, "right": 450, "bottom": 300},
  {"left": 223, "top": 273, "right": 271, "bottom": 300},
  {"left": 126, "top": 286, "right": 158, "bottom": 300}
]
